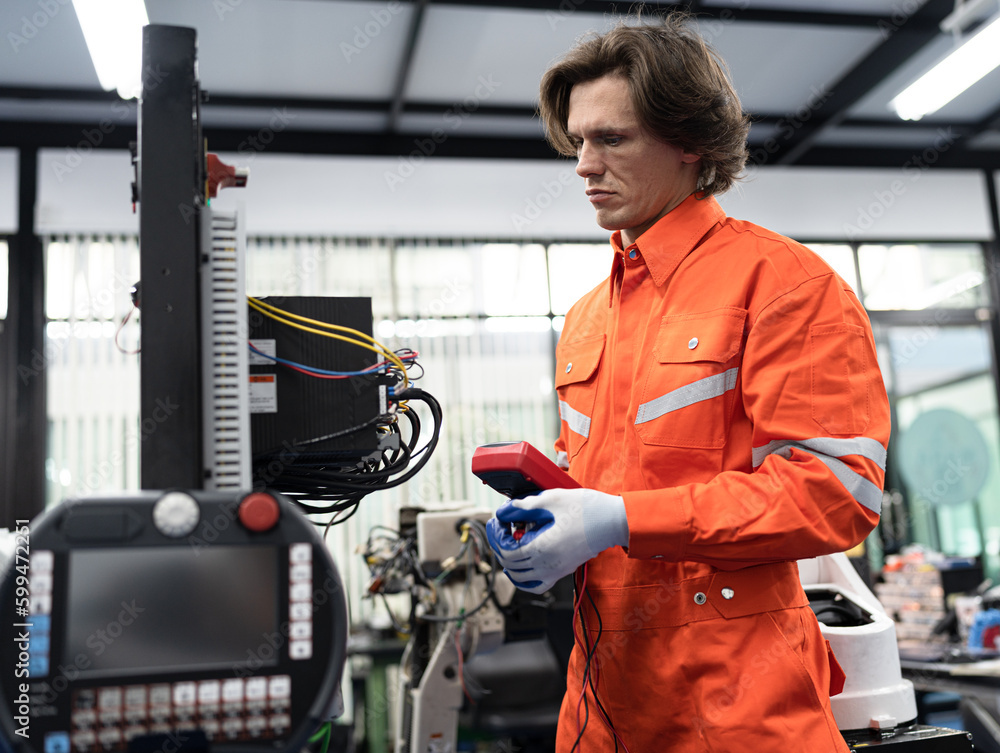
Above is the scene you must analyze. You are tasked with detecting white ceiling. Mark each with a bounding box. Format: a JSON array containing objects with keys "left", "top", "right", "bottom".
[{"left": 1, "top": 0, "right": 998, "bottom": 169}]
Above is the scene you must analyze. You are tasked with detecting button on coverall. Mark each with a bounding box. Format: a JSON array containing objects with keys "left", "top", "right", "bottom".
[{"left": 553, "top": 194, "right": 889, "bottom": 752}]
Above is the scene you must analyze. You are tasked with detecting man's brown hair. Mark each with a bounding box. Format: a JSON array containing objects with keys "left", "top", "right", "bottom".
[{"left": 539, "top": 13, "right": 750, "bottom": 196}]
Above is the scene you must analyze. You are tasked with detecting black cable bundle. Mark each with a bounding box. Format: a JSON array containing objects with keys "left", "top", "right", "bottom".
[{"left": 253, "top": 387, "right": 443, "bottom": 525}]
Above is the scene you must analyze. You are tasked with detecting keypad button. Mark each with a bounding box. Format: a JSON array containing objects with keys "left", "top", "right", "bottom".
[
  {"left": 124, "top": 686, "right": 147, "bottom": 709},
  {"left": 289, "top": 640, "right": 312, "bottom": 660},
  {"left": 28, "top": 654, "right": 49, "bottom": 677},
  {"left": 148, "top": 684, "right": 171, "bottom": 707},
  {"left": 221, "top": 679, "right": 244, "bottom": 704},
  {"left": 32, "top": 551, "right": 54, "bottom": 572},
  {"left": 71, "top": 731, "right": 95, "bottom": 752},
  {"left": 31, "top": 572, "right": 53, "bottom": 594},
  {"left": 98, "top": 687, "right": 122, "bottom": 709},
  {"left": 269, "top": 714, "right": 291, "bottom": 732},
  {"left": 71, "top": 710, "right": 97, "bottom": 728},
  {"left": 245, "top": 678, "right": 267, "bottom": 702},
  {"left": 268, "top": 676, "right": 291, "bottom": 700},
  {"left": 289, "top": 543, "right": 312, "bottom": 563},
  {"left": 29, "top": 615, "right": 51, "bottom": 634},
  {"left": 198, "top": 680, "right": 221, "bottom": 705},
  {"left": 173, "top": 682, "right": 197, "bottom": 707}
]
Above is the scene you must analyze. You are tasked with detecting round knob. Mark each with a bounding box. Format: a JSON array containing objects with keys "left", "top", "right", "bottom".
[
  {"left": 153, "top": 492, "right": 201, "bottom": 537},
  {"left": 239, "top": 492, "right": 280, "bottom": 532}
]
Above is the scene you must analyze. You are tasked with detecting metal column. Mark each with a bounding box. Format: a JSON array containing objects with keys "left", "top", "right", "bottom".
[{"left": 137, "top": 25, "right": 206, "bottom": 490}]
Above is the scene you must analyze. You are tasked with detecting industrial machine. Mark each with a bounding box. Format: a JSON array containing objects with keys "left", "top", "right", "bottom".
[
  {"left": 801, "top": 554, "right": 975, "bottom": 751},
  {"left": 1, "top": 22, "right": 437, "bottom": 753},
  {"left": 0, "top": 489, "right": 347, "bottom": 753}
]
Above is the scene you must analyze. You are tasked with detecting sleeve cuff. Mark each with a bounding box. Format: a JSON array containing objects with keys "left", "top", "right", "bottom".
[{"left": 621, "top": 487, "right": 688, "bottom": 561}]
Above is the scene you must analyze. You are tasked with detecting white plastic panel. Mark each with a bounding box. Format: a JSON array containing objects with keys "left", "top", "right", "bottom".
[
  {"left": 701, "top": 0, "right": 926, "bottom": 12},
  {"left": 36, "top": 149, "right": 138, "bottom": 235},
  {"left": 146, "top": 0, "right": 413, "bottom": 100},
  {"left": 0, "top": 0, "right": 99, "bottom": 88},
  {"left": 708, "top": 21, "right": 884, "bottom": 114},
  {"left": 406, "top": 6, "right": 623, "bottom": 106},
  {"left": 718, "top": 166, "right": 993, "bottom": 241},
  {"left": 0, "top": 150, "right": 16, "bottom": 233}
]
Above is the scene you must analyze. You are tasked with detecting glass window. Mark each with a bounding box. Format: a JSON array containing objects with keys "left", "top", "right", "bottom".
[
  {"left": 0, "top": 239, "right": 7, "bottom": 319},
  {"left": 45, "top": 238, "right": 138, "bottom": 322},
  {"left": 878, "top": 322, "right": 1000, "bottom": 582},
  {"left": 480, "top": 244, "right": 549, "bottom": 316},
  {"left": 859, "top": 244, "right": 987, "bottom": 310},
  {"left": 547, "top": 243, "right": 612, "bottom": 315},
  {"left": 807, "top": 244, "right": 858, "bottom": 293},
  {"left": 394, "top": 241, "right": 476, "bottom": 318},
  {"left": 246, "top": 238, "right": 395, "bottom": 320}
]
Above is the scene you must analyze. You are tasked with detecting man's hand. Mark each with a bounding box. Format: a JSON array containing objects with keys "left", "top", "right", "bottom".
[{"left": 486, "top": 487, "right": 629, "bottom": 594}]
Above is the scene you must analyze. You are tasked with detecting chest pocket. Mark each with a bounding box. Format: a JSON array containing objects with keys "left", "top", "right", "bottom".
[
  {"left": 555, "top": 334, "right": 605, "bottom": 460},
  {"left": 635, "top": 308, "right": 746, "bottom": 449}
]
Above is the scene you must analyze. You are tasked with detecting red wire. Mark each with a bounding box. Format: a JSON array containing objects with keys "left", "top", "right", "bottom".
[
  {"left": 574, "top": 564, "right": 589, "bottom": 738},
  {"left": 576, "top": 563, "right": 632, "bottom": 753},
  {"left": 251, "top": 345, "right": 419, "bottom": 381},
  {"left": 454, "top": 630, "right": 473, "bottom": 704},
  {"left": 114, "top": 306, "right": 140, "bottom": 355}
]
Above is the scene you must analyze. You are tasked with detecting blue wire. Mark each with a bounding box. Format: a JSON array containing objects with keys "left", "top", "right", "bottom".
[{"left": 248, "top": 343, "right": 383, "bottom": 377}]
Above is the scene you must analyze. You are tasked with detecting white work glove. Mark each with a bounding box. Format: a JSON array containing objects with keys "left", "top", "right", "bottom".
[{"left": 486, "top": 488, "right": 629, "bottom": 594}]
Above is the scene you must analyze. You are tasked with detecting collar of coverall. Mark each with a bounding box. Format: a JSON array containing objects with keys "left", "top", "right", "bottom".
[{"left": 608, "top": 191, "right": 727, "bottom": 303}]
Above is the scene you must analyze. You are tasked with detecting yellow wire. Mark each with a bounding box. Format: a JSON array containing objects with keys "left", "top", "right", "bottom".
[{"left": 247, "top": 297, "right": 409, "bottom": 389}]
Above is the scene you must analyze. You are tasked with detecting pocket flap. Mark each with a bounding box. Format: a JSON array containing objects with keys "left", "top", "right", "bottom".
[
  {"left": 555, "top": 334, "right": 605, "bottom": 388},
  {"left": 655, "top": 308, "right": 746, "bottom": 364}
]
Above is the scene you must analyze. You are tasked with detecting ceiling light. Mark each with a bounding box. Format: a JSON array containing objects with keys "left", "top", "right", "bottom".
[
  {"left": 72, "top": 0, "right": 149, "bottom": 100},
  {"left": 890, "top": 13, "right": 1000, "bottom": 121}
]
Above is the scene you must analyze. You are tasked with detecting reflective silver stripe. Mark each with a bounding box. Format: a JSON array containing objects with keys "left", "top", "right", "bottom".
[
  {"left": 795, "top": 448, "right": 884, "bottom": 514},
  {"left": 757, "top": 441, "right": 884, "bottom": 514},
  {"left": 752, "top": 437, "right": 887, "bottom": 470},
  {"left": 635, "top": 368, "right": 739, "bottom": 425},
  {"left": 559, "top": 400, "right": 591, "bottom": 438}
]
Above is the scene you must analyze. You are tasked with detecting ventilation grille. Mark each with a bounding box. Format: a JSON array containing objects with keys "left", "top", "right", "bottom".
[{"left": 201, "top": 208, "right": 251, "bottom": 490}]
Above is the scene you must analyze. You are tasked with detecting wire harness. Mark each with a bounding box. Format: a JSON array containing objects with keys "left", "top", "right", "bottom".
[{"left": 247, "top": 297, "right": 442, "bottom": 525}]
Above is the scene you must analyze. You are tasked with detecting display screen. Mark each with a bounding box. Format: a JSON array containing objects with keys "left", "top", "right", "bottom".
[{"left": 65, "top": 546, "right": 280, "bottom": 676}]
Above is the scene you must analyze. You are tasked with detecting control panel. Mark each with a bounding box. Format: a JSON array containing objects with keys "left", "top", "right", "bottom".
[{"left": 0, "top": 490, "right": 347, "bottom": 753}]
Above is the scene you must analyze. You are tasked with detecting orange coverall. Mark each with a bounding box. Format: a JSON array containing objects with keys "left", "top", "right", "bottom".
[{"left": 553, "top": 193, "right": 889, "bottom": 752}]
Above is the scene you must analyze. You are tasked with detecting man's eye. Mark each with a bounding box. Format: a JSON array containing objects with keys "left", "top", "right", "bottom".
[{"left": 605, "top": 136, "right": 622, "bottom": 146}]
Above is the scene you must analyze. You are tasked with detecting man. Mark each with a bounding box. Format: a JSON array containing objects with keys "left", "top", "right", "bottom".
[{"left": 486, "top": 14, "right": 890, "bottom": 753}]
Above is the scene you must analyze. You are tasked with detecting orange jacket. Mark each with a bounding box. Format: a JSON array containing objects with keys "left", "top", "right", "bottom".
[{"left": 553, "top": 194, "right": 889, "bottom": 752}]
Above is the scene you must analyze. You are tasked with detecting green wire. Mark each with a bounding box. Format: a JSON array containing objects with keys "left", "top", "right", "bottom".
[{"left": 309, "top": 721, "right": 332, "bottom": 753}]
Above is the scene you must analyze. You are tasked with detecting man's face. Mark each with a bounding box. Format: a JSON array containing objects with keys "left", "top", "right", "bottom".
[{"left": 567, "top": 75, "right": 702, "bottom": 247}]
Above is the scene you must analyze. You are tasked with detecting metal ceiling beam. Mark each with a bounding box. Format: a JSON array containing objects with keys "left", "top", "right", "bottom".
[
  {"left": 770, "top": 0, "right": 954, "bottom": 166},
  {"left": 9, "top": 117, "right": 1000, "bottom": 169},
  {"left": 4, "top": 86, "right": 982, "bottom": 132},
  {"left": 0, "top": 120, "right": 558, "bottom": 159},
  {"left": 394, "top": 0, "right": 937, "bottom": 28},
  {"left": 388, "top": 0, "right": 430, "bottom": 132},
  {"left": 791, "top": 145, "right": 1000, "bottom": 171}
]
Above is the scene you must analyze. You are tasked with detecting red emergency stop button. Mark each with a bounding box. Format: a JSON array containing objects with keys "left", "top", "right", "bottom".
[{"left": 239, "top": 492, "right": 280, "bottom": 532}]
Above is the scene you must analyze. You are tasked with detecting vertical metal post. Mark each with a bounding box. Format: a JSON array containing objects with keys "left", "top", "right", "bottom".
[
  {"left": 982, "top": 171, "right": 1000, "bottom": 437},
  {"left": 1, "top": 147, "right": 46, "bottom": 521},
  {"left": 138, "top": 25, "right": 205, "bottom": 489}
]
